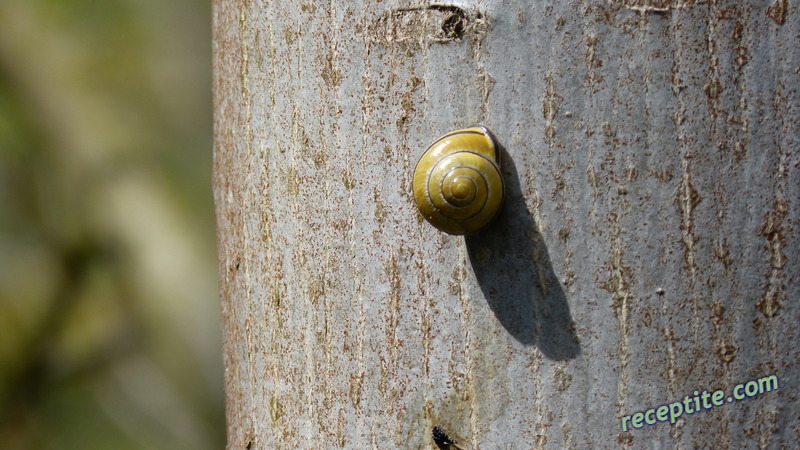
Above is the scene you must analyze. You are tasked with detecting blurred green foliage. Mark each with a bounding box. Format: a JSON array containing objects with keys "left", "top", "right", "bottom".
[{"left": 0, "top": 0, "right": 223, "bottom": 448}]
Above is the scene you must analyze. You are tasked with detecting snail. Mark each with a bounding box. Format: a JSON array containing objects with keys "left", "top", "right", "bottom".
[{"left": 412, "top": 126, "right": 505, "bottom": 235}]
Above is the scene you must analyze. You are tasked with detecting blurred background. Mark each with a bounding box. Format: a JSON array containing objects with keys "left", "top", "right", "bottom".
[{"left": 0, "top": 0, "right": 223, "bottom": 448}]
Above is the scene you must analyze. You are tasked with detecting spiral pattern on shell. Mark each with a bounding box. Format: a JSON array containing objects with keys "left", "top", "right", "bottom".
[{"left": 413, "top": 126, "right": 505, "bottom": 235}]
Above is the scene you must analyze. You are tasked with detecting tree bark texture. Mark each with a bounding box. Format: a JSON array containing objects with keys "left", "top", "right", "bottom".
[{"left": 213, "top": 0, "right": 798, "bottom": 448}]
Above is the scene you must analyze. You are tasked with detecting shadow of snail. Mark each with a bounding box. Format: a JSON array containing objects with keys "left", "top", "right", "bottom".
[{"left": 413, "top": 126, "right": 580, "bottom": 359}]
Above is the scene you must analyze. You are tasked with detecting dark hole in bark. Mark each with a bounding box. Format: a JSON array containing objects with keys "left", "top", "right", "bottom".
[{"left": 440, "top": 12, "right": 465, "bottom": 39}]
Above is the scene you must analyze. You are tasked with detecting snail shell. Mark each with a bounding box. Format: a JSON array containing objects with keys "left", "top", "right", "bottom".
[{"left": 412, "top": 126, "right": 505, "bottom": 235}]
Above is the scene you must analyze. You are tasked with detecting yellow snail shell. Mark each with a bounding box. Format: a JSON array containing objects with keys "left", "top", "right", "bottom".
[{"left": 412, "top": 126, "right": 505, "bottom": 235}]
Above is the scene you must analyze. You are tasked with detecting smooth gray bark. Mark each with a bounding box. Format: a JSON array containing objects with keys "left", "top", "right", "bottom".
[{"left": 213, "top": 1, "right": 798, "bottom": 447}]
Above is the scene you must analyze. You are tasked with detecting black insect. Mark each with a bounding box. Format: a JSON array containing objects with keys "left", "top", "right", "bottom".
[{"left": 432, "top": 426, "right": 454, "bottom": 448}]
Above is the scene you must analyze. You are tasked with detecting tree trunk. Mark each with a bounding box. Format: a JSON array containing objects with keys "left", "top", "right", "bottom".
[{"left": 213, "top": 1, "right": 798, "bottom": 447}]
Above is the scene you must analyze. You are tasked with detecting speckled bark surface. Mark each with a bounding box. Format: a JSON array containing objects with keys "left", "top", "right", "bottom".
[{"left": 213, "top": 1, "right": 798, "bottom": 448}]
